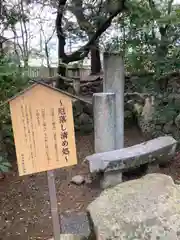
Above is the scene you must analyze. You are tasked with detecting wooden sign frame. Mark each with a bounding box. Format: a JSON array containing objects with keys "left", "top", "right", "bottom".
[{"left": 9, "top": 83, "right": 77, "bottom": 176}]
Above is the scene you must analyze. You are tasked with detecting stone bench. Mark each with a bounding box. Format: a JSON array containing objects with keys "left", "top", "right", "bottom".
[{"left": 86, "top": 136, "right": 177, "bottom": 188}]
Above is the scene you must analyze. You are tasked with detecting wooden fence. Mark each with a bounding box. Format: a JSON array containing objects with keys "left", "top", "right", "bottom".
[{"left": 27, "top": 66, "right": 91, "bottom": 80}]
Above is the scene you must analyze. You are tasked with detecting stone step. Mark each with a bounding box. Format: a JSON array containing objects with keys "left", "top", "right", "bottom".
[
  {"left": 60, "top": 211, "right": 90, "bottom": 238},
  {"left": 48, "top": 233, "right": 86, "bottom": 240}
]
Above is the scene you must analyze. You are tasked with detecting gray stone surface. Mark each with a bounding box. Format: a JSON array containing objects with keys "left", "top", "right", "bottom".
[
  {"left": 86, "top": 136, "right": 177, "bottom": 173},
  {"left": 61, "top": 212, "right": 90, "bottom": 238},
  {"left": 48, "top": 234, "right": 86, "bottom": 240},
  {"left": 78, "top": 113, "right": 92, "bottom": 125},
  {"left": 175, "top": 113, "right": 180, "bottom": 128},
  {"left": 73, "top": 78, "right": 80, "bottom": 95},
  {"left": 93, "top": 92, "right": 116, "bottom": 153},
  {"left": 146, "top": 162, "right": 160, "bottom": 174},
  {"left": 71, "top": 175, "right": 85, "bottom": 185},
  {"left": 87, "top": 173, "right": 180, "bottom": 240},
  {"left": 101, "top": 170, "right": 122, "bottom": 189},
  {"left": 103, "top": 52, "right": 124, "bottom": 149},
  {"left": 163, "top": 120, "right": 173, "bottom": 133}
]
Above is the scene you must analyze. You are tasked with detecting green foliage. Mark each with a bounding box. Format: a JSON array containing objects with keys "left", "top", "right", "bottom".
[
  {"left": 153, "top": 102, "right": 177, "bottom": 124},
  {"left": 104, "top": 0, "right": 180, "bottom": 80},
  {"left": 0, "top": 56, "right": 28, "bottom": 173},
  {"left": 0, "top": 154, "right": 11, "bottom": 173},
  {"left": 0, "top": 57, "right": 28, "bottom": 101}
]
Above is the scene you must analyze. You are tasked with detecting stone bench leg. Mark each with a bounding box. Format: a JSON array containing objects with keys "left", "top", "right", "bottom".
[
  {"left": 100, "top": 170, "right": 123, "bottom": 189},
  {"left": 146, "top": 162, "right": 160, "bottom": 174}
]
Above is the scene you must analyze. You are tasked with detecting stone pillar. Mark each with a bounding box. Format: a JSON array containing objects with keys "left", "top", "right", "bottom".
[
  {"left": 93, "top": 93, "right": 116, "bottom": 153},
  {"left": 103, "top": 52, "right": 125, "bottom": 149}
]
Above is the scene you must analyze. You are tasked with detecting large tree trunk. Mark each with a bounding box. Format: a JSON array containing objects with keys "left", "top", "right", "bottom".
[
  {"left": 56, "top": 34, "right": 67, "bottom": 89},
  {"left": 56, "top": 0, "right": 68, "bottom": 89},
  {"left": 56, "top": 62, "right": 66, "bottom": 89},
  {"left": 55, "top": 0, "right": 126, "bottom": 89},
  {"left": 90, "top": 42, "right": 101, "bottom": 75}
]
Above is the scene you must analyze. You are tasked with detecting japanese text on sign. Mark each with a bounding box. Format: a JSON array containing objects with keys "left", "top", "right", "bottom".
[{"left": 58, "top": 100, "right": 69, "bottom": 162}]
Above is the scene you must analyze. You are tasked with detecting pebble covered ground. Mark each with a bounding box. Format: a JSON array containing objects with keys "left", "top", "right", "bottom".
[{"left": 0, "top": 127, "right": 180, "bottom": 240}]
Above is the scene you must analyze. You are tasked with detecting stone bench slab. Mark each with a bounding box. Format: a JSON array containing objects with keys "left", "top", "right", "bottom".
[{"left": 86, "top": 136, "right": 177, "bottom": 173}]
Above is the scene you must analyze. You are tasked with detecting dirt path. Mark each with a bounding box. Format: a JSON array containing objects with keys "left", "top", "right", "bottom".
[{"left": 0, "top": 127, "right": 180, "bottom": 240}]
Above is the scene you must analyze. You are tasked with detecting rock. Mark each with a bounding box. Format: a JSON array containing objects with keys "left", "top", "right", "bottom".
[
  {"left": 152, "top": 130, "right": 164, "bottom": 138},
  {"left": 124, "top": 110, "right": 132, "bottom": 120},
  {"left": 67, "top": 86, "right": 74, "bottom": 95},
  {"left": 71, "top": 175, "right": 85, "bottom": 185},
  {"left": 163, "top": 121, "right": 173, "bottom": 134},
  {"left": 138, "top": 117, "right": 155, "bottom": 139},
  {"left": 101, "top": 170, "right": 123, "bottom": 189},
  {"left": 141, "top": 96, "right": 155, "bottom": 121},
  {"left": 84, "top": 175, "right": 93, "bottom": 184},
  {"left": 83, "top": 103, "right": 93, "bottom": 117},
  {"left": 175, "top": 114, "right": 180, "bottom": 128},
  {"left": 48, "top": 234, "right": 86, "bottom": 240},
  {"left": 124, "top": 110, "right": 134, "bottom": 126},
  {"left": 155, "top": 124, "right": 162, "bottom": 131},
  {"left": 78, "top": 113, "right": 92, "bottom": 125},
  {"left": 174, "top": 97, "right": 180, "bottom": 106},
  {"left": 134, "top": 103, "right": 143, "bottom": 115},
  {"left": 73, "top": 102, "right": 93, "bottom": 133},
  {"left": 76, "top": 113, "right": 93, "bottom": 133},
  {"left": 73, "top": 101, "right": 84, "bottom": 117},
  {"left": 157, "top": 115, "right": 167, "bottom": 124},
  {"left": 171, "top": 126, "right": 180, "bottom": 140},
  {"left": 87, "top": 174, "right": 180, "bottom": 240},
  {"left": 174, "top": 178, "right": 180, "bottom": 185}
]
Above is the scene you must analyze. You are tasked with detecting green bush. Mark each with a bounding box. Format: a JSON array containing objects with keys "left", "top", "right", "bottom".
[{"left": 0, "top": 56, "right": 29, "bottom": 173}]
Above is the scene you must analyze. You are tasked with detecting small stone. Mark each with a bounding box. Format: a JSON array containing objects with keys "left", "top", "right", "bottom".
[
  {"left": 78, "top": 113, "right": 92, "bottom": 124},
  {"left": 175, "top": 114, "right": 180, "bottom": 128},
  {"left": 174, "top": 179, "right": 180, "bottom": 185},
  {"left": 163, "top": 121, "right": 173, "bottom": 134},
  {"left": 83, "top": 103, "right": 93, "bottom": 116},
  {"left": 67, "top": 86, "right": 74, "bottom": 95},
  {"left": 75, "top": 112, "right": 93, "bottom": 133},
  {"left": 174, "top": 98, "right": 180, "bottom": 106},
  {"left": 71, "top": 175, "right": 85, "bottom": 185},
  {"left": 73, "top": 101, "right": 84, "bottom": 117},
  {"left": 85, "top": 175, "right": 92, "bottom": 184},
  {"left": 155, "top": 125, "right": 162, "bottom": 131},
  {"left": 124, "top": 110, "right": 132, "bottom": 120}
]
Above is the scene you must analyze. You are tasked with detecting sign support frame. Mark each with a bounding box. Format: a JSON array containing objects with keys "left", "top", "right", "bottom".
[{"left": 47, "top": 170, "right": 61, "bottom": 240}]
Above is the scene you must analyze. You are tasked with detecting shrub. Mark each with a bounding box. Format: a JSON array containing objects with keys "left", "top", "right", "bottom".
[{"left": 0, "top": 56, "right": 29, "bottom": 173}]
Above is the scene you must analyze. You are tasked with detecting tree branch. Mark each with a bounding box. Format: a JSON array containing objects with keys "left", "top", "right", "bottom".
[
  {"left": 65, "top": 0, "right": 126, "bottom": 63},
  {"left": 56, "top": 0, "right": 67, "bottom": 60},
  {"left": 68, "top": 0, "right": 94, "bottom": 35}
]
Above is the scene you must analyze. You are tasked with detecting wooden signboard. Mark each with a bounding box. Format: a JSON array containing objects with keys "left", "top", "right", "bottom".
[{"left": 9, "top": 83, "right": 77, "bottom": 176}]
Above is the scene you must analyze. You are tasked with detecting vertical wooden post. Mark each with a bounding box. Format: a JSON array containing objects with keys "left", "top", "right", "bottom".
[
  {"left": 47, "top": 170, "right": 61, "bottom": 240},
  {"left": 103, "top": 52, "right": 125, "bottom": 149}
]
